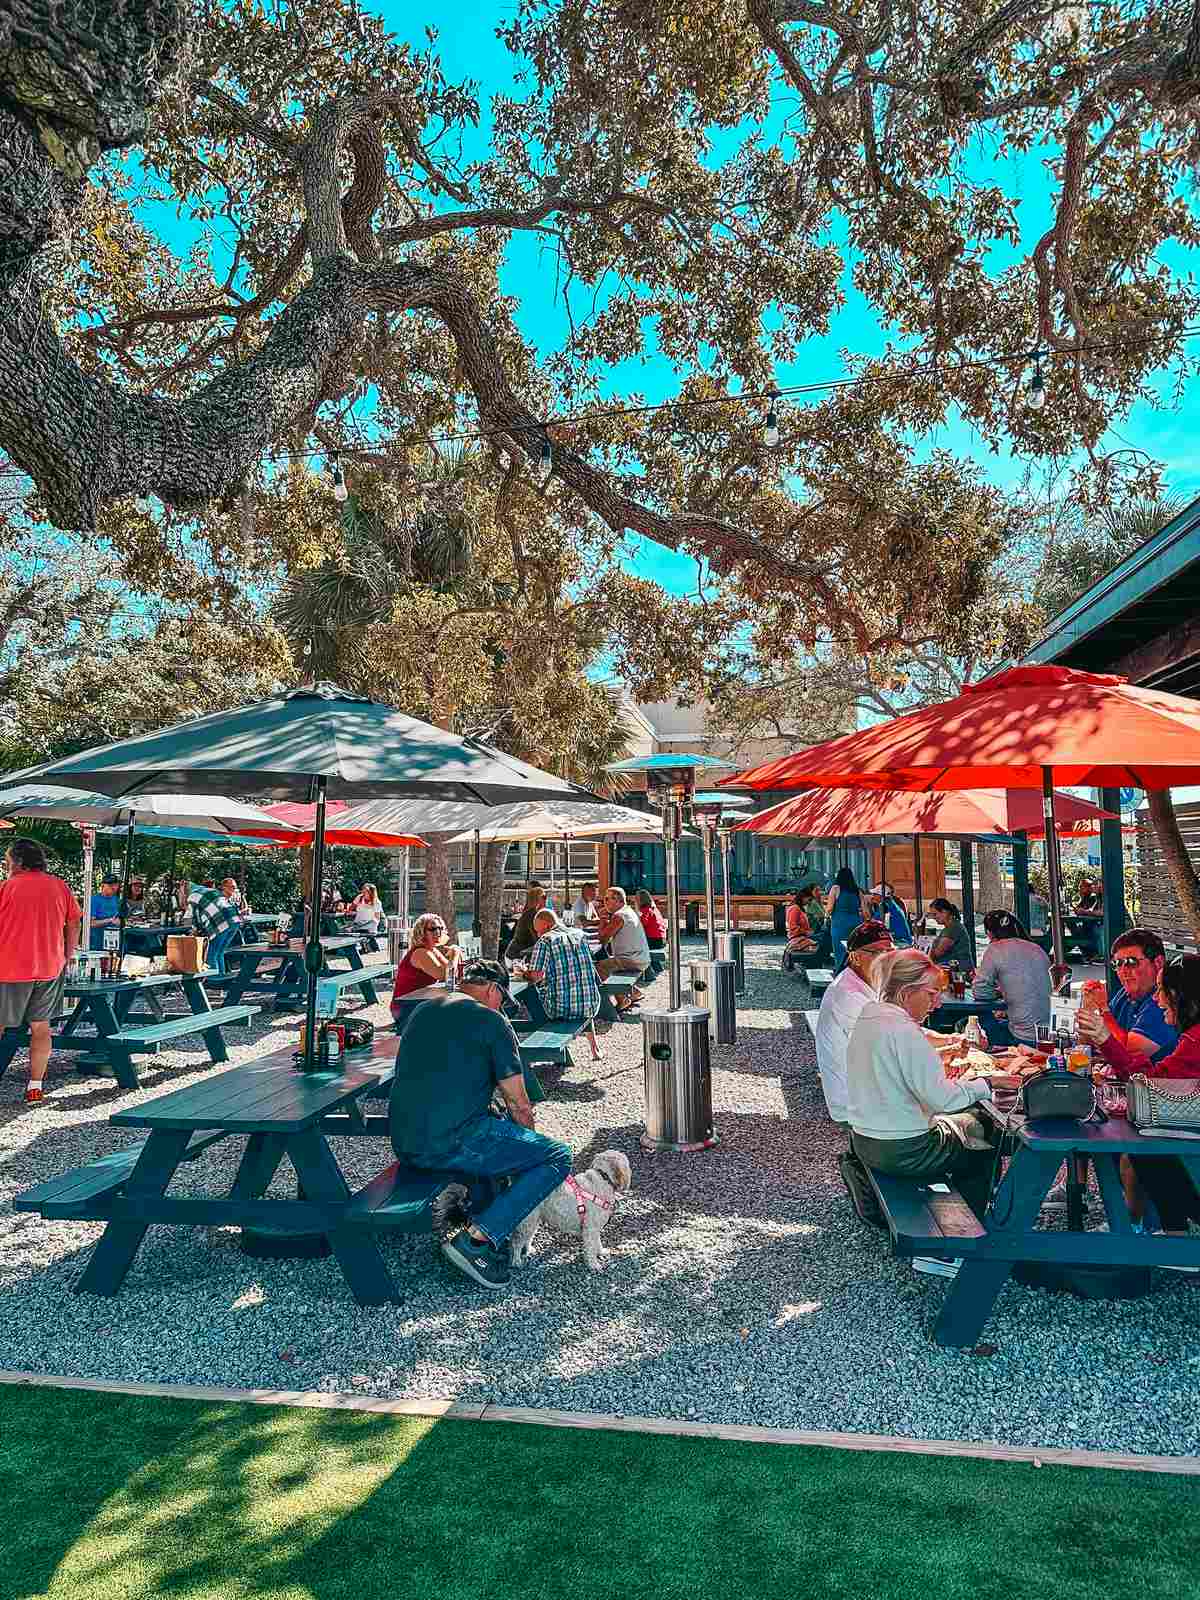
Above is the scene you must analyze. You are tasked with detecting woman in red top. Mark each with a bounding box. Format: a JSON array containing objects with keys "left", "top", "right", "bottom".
[
  {"left": 635, "top": 889, "right": 666, "bottom": 947},
  {"left": 1090, "top": 955, "right": 1200, "bottom": 1240},
  {"left": 391, "top": 912, "right": 463, "bottom": 1012}
]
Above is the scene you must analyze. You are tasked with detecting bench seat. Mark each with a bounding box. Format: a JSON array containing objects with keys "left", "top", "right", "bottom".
[
  {"left": 318, "top": 963, "right": 395, "bottom": 994},
  {"left": 15, "top": 1130, "right": 228, "bottom": 1220},
  {"left": 346, "top": 1162, "right": 478, "bottom": 1234},
  {"left": 599, "top": 974, "right": 639, "bottom": 998},
  {"left": 514, "top": 1018, "right": 589, "bottom": 1065},
  {"left": 865, "top": 1169, "right": 986, "bottom": 1258},
  {"left": 110, "top": 1005, "right": 260, "bottom": 1053}
]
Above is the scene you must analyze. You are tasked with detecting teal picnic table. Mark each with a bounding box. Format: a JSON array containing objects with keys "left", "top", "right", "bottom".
[
  {"left": 0, "top": 969, "right": 251, "bottom": 1091},
  {"left": 218, "top": 936, "right": 380, "bottom": 1010},
  {"left": 17, "top": 1035, "right": 406, "bottom": 1304},
  {"left": 925, "top": 1105, "right": 1200, "bottom": 1347}
]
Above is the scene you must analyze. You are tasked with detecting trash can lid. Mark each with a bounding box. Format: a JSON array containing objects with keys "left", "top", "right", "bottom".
[{"left": 638, "top": 1006, "right": 711, "bottom": 1023}]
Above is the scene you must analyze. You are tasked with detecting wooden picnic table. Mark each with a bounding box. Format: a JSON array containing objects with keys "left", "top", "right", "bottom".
[
  {"left": 122, "top": 923, "right": 191, "bottom": 958},
  {"left": 931, "top": 1105, "right": 1200, "bottom": 1347},
  {"left": 0, "top": 969, "right": 238, "bottom": 1091},
  {"left": 219, "top": 936, "right": 378, "bottom": 1009},
  {"left": 52, "top": 1035, "right": 405, "bottom": 1305}
]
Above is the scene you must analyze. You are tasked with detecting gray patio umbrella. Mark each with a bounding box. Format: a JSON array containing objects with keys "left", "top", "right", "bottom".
[{"left": 0, "top": 685, "right": 600, "bottom": 1068}]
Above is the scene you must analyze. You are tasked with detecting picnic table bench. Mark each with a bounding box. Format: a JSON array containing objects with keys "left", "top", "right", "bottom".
[
  {"left": 860, "top": 1103, "right": 1200, "bottom": 1347},
  {"left": 0, "top": 970, "right": 254, "bottom": 1091},
  {"left": 313, "top": 962, "right": 395, "bottom": 1008}
]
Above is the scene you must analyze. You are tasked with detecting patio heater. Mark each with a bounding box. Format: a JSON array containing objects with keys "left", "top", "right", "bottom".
[
  {"left": 605, "top": 754, "right": 728, "bottom": 1153},
  {"left": 714, "top": 806, "right": 753, "bottom": 995},
  {"left": 688, "top": 791, "right": 738, "bottom": 1042}
]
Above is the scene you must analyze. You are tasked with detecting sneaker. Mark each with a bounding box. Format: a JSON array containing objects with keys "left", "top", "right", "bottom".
[
  {"left": 23, "top": 1085, "right": 44, "bottom": 1105},
  {"left": 441, "top": 1232, "right": 511, "bottom": 1290},
  {"left": 912, "top": 1256, "right": 962, "bottom": 1278}
]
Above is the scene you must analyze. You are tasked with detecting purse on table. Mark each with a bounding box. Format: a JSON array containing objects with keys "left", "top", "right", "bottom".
[
  {"left": 1126, "top": 1072, "right": 1200, "bottom": 1133},
  {"left": 1018, "top": 1066, "right": 1096, "bottom": 1122}
]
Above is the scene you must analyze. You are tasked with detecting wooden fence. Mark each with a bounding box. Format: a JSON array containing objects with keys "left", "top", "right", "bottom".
[{"left": 1134, "top": 802, "right": 1200, "bottom": 951}]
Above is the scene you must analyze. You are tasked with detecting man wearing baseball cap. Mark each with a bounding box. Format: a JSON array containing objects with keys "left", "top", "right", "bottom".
[{"left": 389, "top": 958, "right": 571, "bottom": 1291}]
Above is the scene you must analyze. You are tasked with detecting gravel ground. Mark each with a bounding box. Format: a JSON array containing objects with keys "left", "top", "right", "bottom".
[{"left": 1, "top": 938, "right": 1199, "bottom": 1457}]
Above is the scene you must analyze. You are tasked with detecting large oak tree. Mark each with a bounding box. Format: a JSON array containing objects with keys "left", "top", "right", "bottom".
[{"left": 4, "top": 0, "right": 1198, "bottom": 664}]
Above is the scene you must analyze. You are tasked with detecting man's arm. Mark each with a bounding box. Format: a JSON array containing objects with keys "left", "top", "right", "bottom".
[
  {"left": 64, "top": 911, "right": 81, "bottom": 961},
  {"left": 496, "top": 1072, "right": 535, "bottom": 1129}
]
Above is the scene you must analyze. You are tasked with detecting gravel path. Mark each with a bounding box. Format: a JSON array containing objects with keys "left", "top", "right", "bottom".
[{"left": 1, "top": 939, "right": 1198, "bottom": 1457}]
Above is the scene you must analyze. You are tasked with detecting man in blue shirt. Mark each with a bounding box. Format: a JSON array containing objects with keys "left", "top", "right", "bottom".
[
  {"left": 390, "top": 959, "right": 571, "bottom": 1291},
  {"left": 1092, "top": 928, "right": 1178, "bottom": 1064},
  {"left": 89, "top": 874, "right": 122, "bottom": 949}
]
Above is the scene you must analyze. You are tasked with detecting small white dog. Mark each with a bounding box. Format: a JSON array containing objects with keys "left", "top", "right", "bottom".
[{"left": 509, "top": 1149, "right": 632, "bottom": 1271}]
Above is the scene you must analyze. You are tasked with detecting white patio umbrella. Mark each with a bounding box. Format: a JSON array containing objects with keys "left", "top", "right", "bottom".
[{"left": 0, "top": 785, "right": 300, "bottom": 959}]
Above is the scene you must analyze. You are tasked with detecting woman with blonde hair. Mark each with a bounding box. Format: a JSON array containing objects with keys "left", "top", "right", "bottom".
[
  {"left": 390, "top": 912, "right": 462, "bottom": 1019},
  {"left": 349, "top": 881, "right": 384, "bottom": 940},
  {"left": 846, "top": 948, "right": 1003, "bottom": 1240}
]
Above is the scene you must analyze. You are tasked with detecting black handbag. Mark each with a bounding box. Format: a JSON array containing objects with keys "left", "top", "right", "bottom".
[{"left": 1019, "top": 1066, "right": 1096, "bottom": 1122}]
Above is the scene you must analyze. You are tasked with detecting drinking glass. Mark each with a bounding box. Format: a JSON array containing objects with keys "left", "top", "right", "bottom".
[{"left": 1035, "top": 1024, "right": 1053, "bottom": 1050}]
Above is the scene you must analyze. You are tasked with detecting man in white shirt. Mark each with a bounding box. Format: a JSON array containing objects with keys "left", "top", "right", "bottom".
[
  {"left": 814, "top": 920, "right": 895, "bottom": 1127},
  {"left": 571, "top": 883, "right": 601, "bottom": 926}
]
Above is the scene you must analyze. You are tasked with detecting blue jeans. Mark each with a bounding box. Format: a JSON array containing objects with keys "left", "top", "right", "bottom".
[
  {"left": 206, "top": 927, "right": 238, "bottom": 976},
  {"left": 403, "top": 1117, "right": 571, "bottom": 1249}
]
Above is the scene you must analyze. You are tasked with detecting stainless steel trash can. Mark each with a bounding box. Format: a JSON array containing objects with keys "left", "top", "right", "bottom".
[
  {"left": 714, "top": 930, "right": 746, "bottom": 995},
  {"left": 640, "top": 1007, "right": 718, "bottom": 1152},
  {"left": 387, "top": 915, "right": 408, "bottom": 967},
  {"left": 690, "top": 958, "right": 737, "bottom": 1045}
]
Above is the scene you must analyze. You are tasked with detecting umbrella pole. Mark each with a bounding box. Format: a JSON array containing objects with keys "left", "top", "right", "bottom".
[
  {"left": 164, "top": 839, "right": 177, "bottom": 927},
  {"left": 1042, "top": 766, "right": 1069, "bottom": 988},
  {"left": 115, "top": 812, "right": 135, "bottom": 976},
  {"left": 472, "top": 828, "right": 482, "bottom": 938},
  {"left": 960, "top": 838, "right": 977, "bottom": 965},
  {"left": 879, "top": 839, "right": 886, "bottom": 900},
  {"left": 302, "top": 778, "right": 329, "bottom": 1072},
  {"left": 564, "top": 837, "right": 572, "bottom": 913},
  {"left": 79, "top": 826, "right": 95, "bottom": 955}
]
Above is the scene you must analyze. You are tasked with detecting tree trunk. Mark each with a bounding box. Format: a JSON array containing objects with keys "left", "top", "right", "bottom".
[
  {"left": 975, "top": 843, "right": 1011, "bottom": 914},
  {"left": 479, "top": 841, "right": 508, "bottom": 957},
  {"left": 1148, "top": 788, "right": 1200, "bottom": 939},
  {"left": 423, "top": 836, "right": 458, "bottom": 933},
  {"left": 299, "top": 845, "right": 315, "bottom": 906}
]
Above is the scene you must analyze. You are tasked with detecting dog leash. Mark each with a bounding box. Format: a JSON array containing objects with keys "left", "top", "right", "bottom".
[{"left": 565, "top": 1175, "right": 615, "bottom": 1221}]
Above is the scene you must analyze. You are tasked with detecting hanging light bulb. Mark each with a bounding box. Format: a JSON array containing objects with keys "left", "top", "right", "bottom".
[
  {"left": 1026, "top": 357, "right": 1046, "bottom": 412},
  {"left": 330, "top": 452, "right": 348, "bottom": 502},
  {"left": 763, "top": 388, "right": 780, "bottom": 447},
  {"left": 540, "top": 435, "right": 553, "bottom": 470}
]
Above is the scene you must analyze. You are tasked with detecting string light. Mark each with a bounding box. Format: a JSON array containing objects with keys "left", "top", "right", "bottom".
[
  {"left": 329, "top": 452, "right": 348, "bottom": 502},
  {"left": 539, "top": 435, "right": 553, "bottom": 469},
  {"left": 764, "top": 388, "right": 780, "bottom": 447},
  {"left": 1026, "top": 355, "right": 1046, "bottom": 412},
  {"left": 259, "top": 324, "right": 1198, "bottom": 467}
]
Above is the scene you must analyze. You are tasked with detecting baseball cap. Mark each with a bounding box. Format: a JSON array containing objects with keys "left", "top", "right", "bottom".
[
  {"left": 846, "top": 920, "right": 893, "bottom": 952},
  {"left": 460, "top": 958, "right": 510, "bottom": 991}
]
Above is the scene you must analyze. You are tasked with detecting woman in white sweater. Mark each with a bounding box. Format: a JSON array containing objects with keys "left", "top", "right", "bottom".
[{"left": 847, "top": 948, "right": 998, "bottom": 1221}]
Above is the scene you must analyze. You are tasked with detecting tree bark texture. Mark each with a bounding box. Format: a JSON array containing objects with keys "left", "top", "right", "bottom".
[
  {"left": 1147, "top": 788, "right": 1200, "bottom": 941},
  {"left": 422, "top": 836, "right": 457, "bottom": 934},
  {"left": 975, "top": 843, "right": 1011, "bottom": 915},
  {"left": 479, "top": 841, "right": 508, "bottom": 958}
]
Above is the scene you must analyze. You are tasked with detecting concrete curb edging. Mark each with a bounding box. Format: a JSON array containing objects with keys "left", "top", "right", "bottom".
[{"left": 1, "top": 1370, "right": 1197, "bottom": 1475}]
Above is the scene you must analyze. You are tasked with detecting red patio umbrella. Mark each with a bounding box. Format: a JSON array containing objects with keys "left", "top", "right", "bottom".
[
  {"left": 240, "top": 800, "right": 425, "bottom": 849},
  {"left": 725, "top": 665, "right": 1200, "bottom": 968},
  {"left": 736, "top": 785, "right": 1119, "bottom": 842}
]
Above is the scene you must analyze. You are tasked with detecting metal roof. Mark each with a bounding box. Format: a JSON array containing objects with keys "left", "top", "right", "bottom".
[{"left": 1024, "top": 495, "right": 1200, "bottom": 692}]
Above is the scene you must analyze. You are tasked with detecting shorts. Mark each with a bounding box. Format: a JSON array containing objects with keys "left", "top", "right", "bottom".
[
  {"left": 0, "top": 973, "right": 66, "bottom": 1030},
  {"left": 595, "top": 955, "right": 644, "bottom": 978}
]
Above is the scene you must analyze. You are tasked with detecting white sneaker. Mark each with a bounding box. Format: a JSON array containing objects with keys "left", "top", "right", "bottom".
[{"left": 912, "top": 1256, "right": 961, "bottom": 1278}]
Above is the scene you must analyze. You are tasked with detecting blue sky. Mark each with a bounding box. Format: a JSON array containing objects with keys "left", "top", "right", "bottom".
[{"left": 142, "top": 1, "right": 1200, "bottom": 598}]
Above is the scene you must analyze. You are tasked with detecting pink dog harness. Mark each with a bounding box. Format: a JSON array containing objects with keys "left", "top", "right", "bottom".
[{"left": 565, "top": 1175, "right": 615, "bottom": 1220}]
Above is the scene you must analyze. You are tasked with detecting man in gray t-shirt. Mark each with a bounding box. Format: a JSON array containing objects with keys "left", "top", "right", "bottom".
[
  {"left": 972, "top": 916, "right": 1052, "bottom": 1045},
  {"left": 596, "top": 886, "right": 650, "bottom": 980}
]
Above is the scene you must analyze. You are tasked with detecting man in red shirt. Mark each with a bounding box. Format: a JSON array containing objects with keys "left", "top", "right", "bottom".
[{"left": 0, "top": 839, "right": 82, "bottom": 1104}]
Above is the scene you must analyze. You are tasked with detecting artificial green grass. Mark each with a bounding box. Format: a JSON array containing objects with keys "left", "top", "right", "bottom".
[{"left": 1, "top": 1384, "right": 1198, "bottom": 1600}]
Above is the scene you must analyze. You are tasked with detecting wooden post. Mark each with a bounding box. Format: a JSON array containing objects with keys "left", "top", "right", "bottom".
[
  {"left": 1099, "top": 787, "right": 1128, "bottom": 972},
  {"left": 1012, "top": 830, "right": 1031, "bottom": 931},
  {"left": 960, "top": 838, "right": 977, "bottom": 964}
]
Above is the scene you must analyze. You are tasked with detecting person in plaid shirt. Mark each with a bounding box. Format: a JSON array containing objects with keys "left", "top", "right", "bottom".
[
  {"left": 186, "top": 878, "right": 244, "bottom": 975},
  {"left": 520, "top": 909, "right": 602, "bottom": 1062}
]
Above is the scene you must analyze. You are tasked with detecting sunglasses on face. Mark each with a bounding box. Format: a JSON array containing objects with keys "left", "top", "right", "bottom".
[{"left": 1113, "top": 956, "right": 1146, "bottom": 971}]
